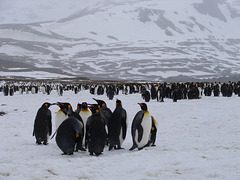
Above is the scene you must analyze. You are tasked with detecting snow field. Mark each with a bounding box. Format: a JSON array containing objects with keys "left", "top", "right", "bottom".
[{"left": 0, "top": 89, "right": 240, "bottom": 179}]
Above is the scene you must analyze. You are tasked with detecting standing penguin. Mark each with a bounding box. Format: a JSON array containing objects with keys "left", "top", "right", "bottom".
[
  {"left": 33, "top": 102, "right": 53, "bottom": 145},
  {"left": 93, "top": 98, "right": 112, "bottom": 144},
  {"left": 55, "top": 102, "right": 85, "bottom": 151},
  {"left": 55, "top": 117, "right": 84, "bottom": 155},
  {"left": 108, "top": 99, "right": 127, "bottom": 150},
  {"left": 86, "top": 104, "right": 107, "bottom": 156},
  {"left": 129, "top": 103, "right": 152, "bottom": 151},
  {"left": 76, "top": 102, "right": 92, "bottom": 148}
]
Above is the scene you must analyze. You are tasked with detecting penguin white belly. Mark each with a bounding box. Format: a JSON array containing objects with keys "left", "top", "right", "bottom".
[
  {"left": 135, "top": 112, "right": 151, "bottom": 148},
  {"left": 80, "top": 110, "right": 92, "bottom": 126},
  {"left": 120, "top": 111, "right": 127, "bottom": 146},
  {"left": 55, "top": 110, "right": 67, "bottom": 130},
  {"left": 80, "top": 110, "right": 92, "bottom": 146}
]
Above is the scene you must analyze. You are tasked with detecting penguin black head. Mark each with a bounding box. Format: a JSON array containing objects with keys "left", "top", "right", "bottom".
[
  {"left": 56, "top": 102, "right": 73, "bottom": 115},
  {"left": 88, "top": 104, "right": 99, "bottom": 114},
  {"left": 77, "top": 103, "right": 82, "bottom": 110},
  {"left": 93, "top": 98, "right": 106, "bottom": 107},
  {"left": 116, "top": 99, "right": 122, "bottom": 106},
  {"left": 81, "top": 102, "right": 88, "bottom": 110},
  {"left": 41, "top": 102, "right": 54, "bottom": 108},
  {"left": 138, "top": 103, "right": 148, "bottom": 111},
  {"left": 75, "top": 103, "right": 82, "bottom": 113}
]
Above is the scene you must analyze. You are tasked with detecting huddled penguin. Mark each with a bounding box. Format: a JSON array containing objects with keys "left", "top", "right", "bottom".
[
  {"left": 56, "top": 102, "right": 85, "bottom": 152},
  {"left": 93, "top": 98, "right": 112, "bottom": 144},
  {"left": 129, "top": 103, "right": 152, "bottom": 151},
  {"left": 86, "top": 104, "right": 107, "bottom": 156},
  {"left": 33, "top": 102, "right": 53, "bottom": 145},
  {"left": 76, "top": 102, "right": 92, "bottom": 148},
  {"left": 55, "top": 117, "right": 84, "bottom": 155},
  {"left": 108, "top": 99, "right": 127, "bottom": 150}
]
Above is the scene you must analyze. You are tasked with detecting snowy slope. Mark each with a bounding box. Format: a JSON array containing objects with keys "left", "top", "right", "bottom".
[
  {"left": 0, "top": 89, "right": 240, "bottom": 179},
  {"left": 0, "top": 0, "right": 240, "bottom": 81}
]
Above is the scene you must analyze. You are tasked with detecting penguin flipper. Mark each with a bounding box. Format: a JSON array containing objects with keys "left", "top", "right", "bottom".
[
  {"left": 137, "top": 125, "right": 144, "bottom": 143},
  {"left": 50, "top": 130, "right": 57, "bottom": 139},
  {"left": 47, "top": 111, "right": 52, "bottom": 136},
  {"left": 121, "top": 116, "right": 127, "bottom": 140}
]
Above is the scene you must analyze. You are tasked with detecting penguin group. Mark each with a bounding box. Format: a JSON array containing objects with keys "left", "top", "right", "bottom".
[
  {"left": 2, "top": 81, "right": 240, "bottom": 102},
  {"left": 33, "top": 98, "right": 157, "bottom": 156}
]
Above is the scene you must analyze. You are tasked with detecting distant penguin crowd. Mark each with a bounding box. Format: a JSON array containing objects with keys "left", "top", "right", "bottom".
[
  {"left": 33, "top": 99, "right": 157, "bottom": 156},
  {"left": 2, "top": 81, "right": 240, "bottom": 102}
]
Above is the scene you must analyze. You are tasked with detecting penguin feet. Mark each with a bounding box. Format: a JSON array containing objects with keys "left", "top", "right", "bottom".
[
  {"left": 109, "top": 146, "right": 114, "bottom": 151},
  {"left": 77, "top": 147, "right": 86, "bottom": 151},
  {"left": 43, "top": 142, "right": 48, "bottom": 145},
  {"left": 95, "top": 152, "right": 102, "bottom": 156},
  {"left": 116, "top": 147, "right": 124, "bottom": 150},
  {"left": 129, "top": 145, "right": 137, "bottom": 151},
  {"left": 36, "top": 141, "right": 42, "bottom": 145},
  {"left": 114, "top": 146, "right": 124, "bottom": 150}
]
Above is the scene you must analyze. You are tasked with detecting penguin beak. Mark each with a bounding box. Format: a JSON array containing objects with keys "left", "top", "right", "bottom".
[
  {"left": 92, "top": 98, "right": 98, "bottom": 103},
  {"left": 56, "top": 102, "right": 63, "bottom": 106}
]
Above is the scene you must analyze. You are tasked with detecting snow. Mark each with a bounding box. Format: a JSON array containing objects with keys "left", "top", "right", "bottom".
[{"left": 1, "top": 88, "right": 240, "bottom": 179}]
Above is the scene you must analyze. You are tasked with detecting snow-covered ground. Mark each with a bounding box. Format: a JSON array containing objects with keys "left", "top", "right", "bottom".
[{"left": 0, "top": 88, "right": 239, "bottom": 179}]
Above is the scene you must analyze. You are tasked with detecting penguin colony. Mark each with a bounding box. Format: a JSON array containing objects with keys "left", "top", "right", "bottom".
[
  {"left": 2, "top": 80, "right": 240, "bottom": 155},
  {"left": 33, "top": 99, "right": 157, "bottom": 155},
  {"left": 2, "top": 81, "right": 240, "bottom": 101}
]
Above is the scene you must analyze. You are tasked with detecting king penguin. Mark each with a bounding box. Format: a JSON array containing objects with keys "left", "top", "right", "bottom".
[
  {"left": 33, "top": 102, "right": 53, "bottom": 145},
  {"left": 55, "top": 102, "right": 85, "bottom": 151},
  {"left": 86, "top": 104, "right": 107, "bottom": 156},
  {"left": 108, "top": 99, "right": 127, "bottom": 150},
  {"left": 93, "top": 98, "right": 112, "bottom": 144},
  {"left": 129, "top": 103, "right": 152, "bottom": 151},
  {"left": 55, "top": 117, "right": 84, "bottom": 155}
]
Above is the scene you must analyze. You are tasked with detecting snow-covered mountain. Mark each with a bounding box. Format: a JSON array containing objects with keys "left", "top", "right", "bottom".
[{"left": 0, "top": 0, "right": 240, "bottom": 82}]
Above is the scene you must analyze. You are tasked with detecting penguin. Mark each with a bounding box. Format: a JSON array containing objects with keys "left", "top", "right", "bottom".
[
  {"left": 76, "top": 102, "right": 92, "bottom": 148},
  {"left": 86, "top": 104, "right": 107, "bottom": 156},
  {"left": 108, "top": 99, "right": 127, "bottom": 150},
  {"left": 55, "top": 117, "right": 84, "bottom": 155},
  {"left": 93, "top": 98, "right": 112, "bottom": 143},
  {"left": 33, "top": 102, "right": 53, "bottom": 145},
  {"left": 56, "top": 102, "right": 85, "bottom": 151},
  {"left": 129, "top": 103, "right": 152, "bottom": 151}
]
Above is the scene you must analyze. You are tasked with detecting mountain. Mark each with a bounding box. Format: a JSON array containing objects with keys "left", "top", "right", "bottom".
[{"left": 0, "top": 0, "right": 240, "bottom": 82}]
